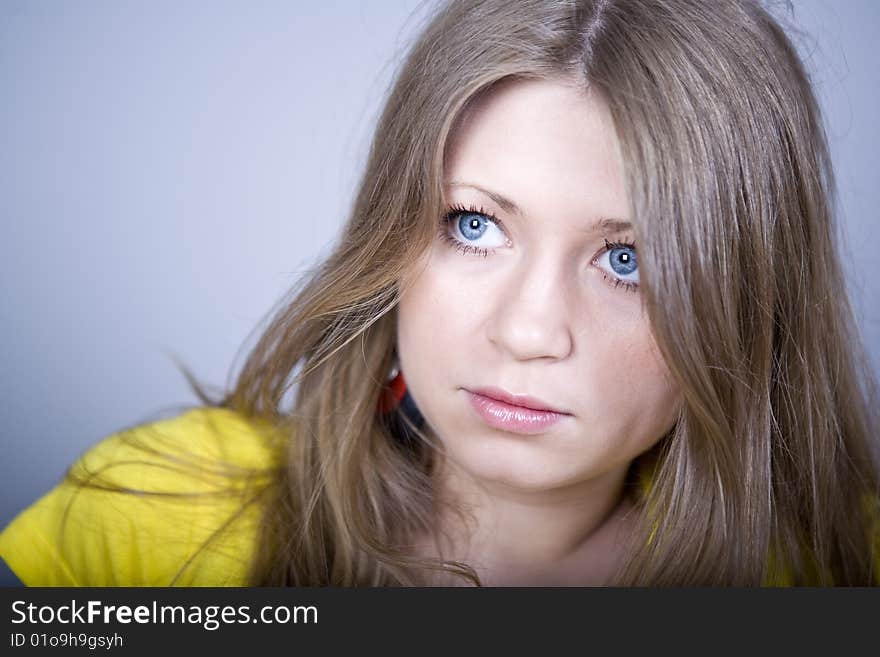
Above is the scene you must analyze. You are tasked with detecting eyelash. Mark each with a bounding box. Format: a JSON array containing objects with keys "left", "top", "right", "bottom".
[{"left": 438, "top": 203, "right": 640, "bottom": 294}]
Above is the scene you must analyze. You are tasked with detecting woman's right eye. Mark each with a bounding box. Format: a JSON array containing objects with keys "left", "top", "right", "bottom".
[{"left": 437, "top": 205, "right": 509, "bottom": 257}]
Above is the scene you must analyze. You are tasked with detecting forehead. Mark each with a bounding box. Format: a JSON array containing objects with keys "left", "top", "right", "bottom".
[{"left": 443, "top": 77, "right": 629, "bottom": 224}]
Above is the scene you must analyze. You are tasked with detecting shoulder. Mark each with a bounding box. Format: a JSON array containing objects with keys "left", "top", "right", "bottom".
[
  {"left": 70, "top": 405, "right": 283, "bottom": 487},
  {"left": 0, "top": 406, "right": 285, "bottom": 586}
]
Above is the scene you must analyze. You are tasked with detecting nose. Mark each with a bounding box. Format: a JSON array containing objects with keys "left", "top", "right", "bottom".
[{"left": 484, "top": 254, "right": 574, "bottom": 362}]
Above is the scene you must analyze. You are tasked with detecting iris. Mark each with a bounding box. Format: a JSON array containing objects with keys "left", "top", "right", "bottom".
[
  {"left": 459, "top": 214, "right": 489, "bottom": 240},
  {"left": 609, "top": 246, "right": 637, "bottom": 276}
]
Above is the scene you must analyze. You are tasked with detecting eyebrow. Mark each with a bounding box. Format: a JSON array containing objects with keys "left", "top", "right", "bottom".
[{"left": 446, "top": 181, "right": 632, "bottom": 234}]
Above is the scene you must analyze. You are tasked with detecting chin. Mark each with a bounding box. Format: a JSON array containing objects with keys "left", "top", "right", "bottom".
[{"left": 453, "top": 448, "right": 588, "bottom": 493}]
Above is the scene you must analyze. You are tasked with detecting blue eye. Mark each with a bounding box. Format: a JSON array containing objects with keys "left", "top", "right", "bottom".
[
  {"left": 594, "top": 239, "right": 639, "bottom": 293},
  {"left": 438, "top": 204, "right": 508, "bottom": 257},
  {"left": 458, "top": 213, "right": 491, "bottom": 240},
  {"left": 609, "top": 245, "right": 637, "bottom": 276}
]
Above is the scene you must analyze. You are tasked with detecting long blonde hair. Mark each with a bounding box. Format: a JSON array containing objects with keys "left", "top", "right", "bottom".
[{"left": 95, "top": 0, "right": 880, "bottom": 585}]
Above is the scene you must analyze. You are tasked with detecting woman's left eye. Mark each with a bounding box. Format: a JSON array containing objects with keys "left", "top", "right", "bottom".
[
  {"left": 438, "top": 205, "right": 508, "bottom": 257},
  {"left": 592, "top": 239, "right": 639, "bottom": 293}
]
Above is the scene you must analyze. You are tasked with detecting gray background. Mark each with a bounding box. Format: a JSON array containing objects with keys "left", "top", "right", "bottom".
[{"left": 1, "top": 1, "right": 877, "bottom": 585}]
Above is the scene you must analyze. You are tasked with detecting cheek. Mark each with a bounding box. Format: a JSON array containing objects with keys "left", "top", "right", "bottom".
[
  {"left": 396, "top": 251, "right": 470, "bottom": 385},
  {"left": 565, "top": 304, "right": 678, "bottom": 452},
  {"left": 600, "top": 327, "right": 681, "bottom": 444},
  {"left": 397, "top": 249, "right": 476, "bottom": 349}
]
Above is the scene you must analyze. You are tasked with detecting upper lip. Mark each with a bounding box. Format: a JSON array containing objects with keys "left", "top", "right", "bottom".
[{"left": 468, "top": 386, "right": 571, "bottom": 415}]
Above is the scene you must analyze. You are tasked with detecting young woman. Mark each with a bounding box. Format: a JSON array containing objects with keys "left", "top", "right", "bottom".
[{"left": 2, "top": 0, "right": 878, "bottom": 586}]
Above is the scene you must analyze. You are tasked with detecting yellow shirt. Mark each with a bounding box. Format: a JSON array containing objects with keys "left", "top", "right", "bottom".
[{"left": 0, "top": 407, "right": 280, "bottom": 586}]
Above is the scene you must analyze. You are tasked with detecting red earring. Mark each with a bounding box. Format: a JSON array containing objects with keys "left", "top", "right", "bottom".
[{"left": 377, "top": 359, "right": 407, "bottom": 414}]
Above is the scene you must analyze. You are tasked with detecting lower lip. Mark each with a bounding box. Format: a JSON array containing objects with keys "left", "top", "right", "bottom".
[{"left": 467, "top": 391, "right": 568, "bottom": 435}]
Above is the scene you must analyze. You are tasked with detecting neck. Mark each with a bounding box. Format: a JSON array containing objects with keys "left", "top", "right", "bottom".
[{"left": 419, "top": 457, "right": 637, "bottom": 586}]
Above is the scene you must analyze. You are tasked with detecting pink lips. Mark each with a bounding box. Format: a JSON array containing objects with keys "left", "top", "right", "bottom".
[{"left": 466, "top": 388, "right": 570, "bottom": 435}]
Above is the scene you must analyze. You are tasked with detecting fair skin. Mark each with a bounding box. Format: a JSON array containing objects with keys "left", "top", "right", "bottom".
[{"left": 396, "top": 77, "right": 681, "bottom": 586}]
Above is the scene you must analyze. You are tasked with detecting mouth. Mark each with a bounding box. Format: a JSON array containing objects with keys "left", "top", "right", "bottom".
[{"left": 464, "top": 387, "right": 571, "bottom": 436}]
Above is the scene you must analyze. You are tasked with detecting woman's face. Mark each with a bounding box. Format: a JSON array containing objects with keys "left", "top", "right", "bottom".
[{"left": 396, "top": 77, "right": 681, "bottom": 493}]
